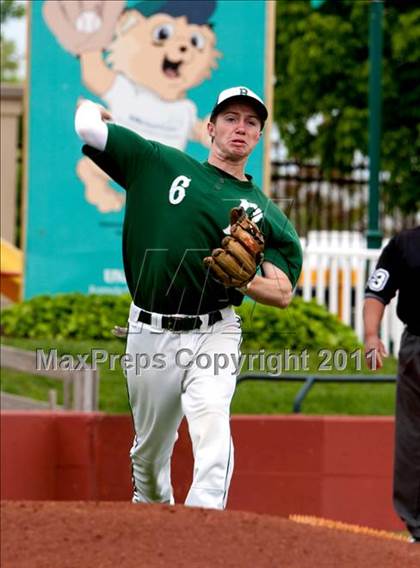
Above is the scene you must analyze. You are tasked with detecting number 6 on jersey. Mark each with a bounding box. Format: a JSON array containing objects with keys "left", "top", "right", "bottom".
[{"left": 169, "top": 175, "right": 191, "bottom": 205}]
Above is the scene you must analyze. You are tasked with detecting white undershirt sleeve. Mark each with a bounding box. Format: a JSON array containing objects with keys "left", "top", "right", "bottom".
[{"left": 74, "top": 100, "right": 108, "bottom": 151}]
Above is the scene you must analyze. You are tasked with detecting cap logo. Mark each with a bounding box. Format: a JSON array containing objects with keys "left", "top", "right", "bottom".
[{"left": 212, "top": 85, "right": 268, "bottom": 125}]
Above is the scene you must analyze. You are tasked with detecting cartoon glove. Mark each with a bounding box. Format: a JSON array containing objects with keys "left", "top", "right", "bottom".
[{"left": 43, "top": 0, "right": 124, "bottom": 56}]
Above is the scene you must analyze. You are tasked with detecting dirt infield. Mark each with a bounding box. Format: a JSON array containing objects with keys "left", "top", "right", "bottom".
[{"left": 2, "top": 502, "right": 419, "bottom": 568}]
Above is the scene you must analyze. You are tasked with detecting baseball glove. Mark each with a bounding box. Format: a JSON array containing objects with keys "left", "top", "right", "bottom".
[{"left": 204, "top": 207, "right": 264, "bottom": 288}]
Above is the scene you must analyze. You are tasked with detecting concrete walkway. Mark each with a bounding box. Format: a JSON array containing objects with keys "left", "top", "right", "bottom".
[{"left": 0, "top": 391, "right": 61, "bottom": 410}]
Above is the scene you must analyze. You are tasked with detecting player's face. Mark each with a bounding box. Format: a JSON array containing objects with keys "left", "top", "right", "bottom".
[{"left": 208, "top": 103, "right": 262, "bottom": 161}]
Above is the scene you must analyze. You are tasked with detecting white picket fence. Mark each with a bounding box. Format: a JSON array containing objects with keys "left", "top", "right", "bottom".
[{"left": 299, "top": 231, "right": 403, "bottom": 356}]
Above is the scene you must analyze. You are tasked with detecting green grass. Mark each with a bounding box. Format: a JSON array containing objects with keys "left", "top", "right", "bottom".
[
  {"left": 233, "top": 348, "right": 397, "bottom": 414},
  {"left": 1, "top": 337, "right": 131, "bottom": 413},
  {"left": 1, "top": 337, "right": 397, "bottom": 415},
  {"left": 1, "top": 368, "right": 67, "bottom": 405},
  {"left": 232, "top": 379, "right": 396, "bottom": 415}
]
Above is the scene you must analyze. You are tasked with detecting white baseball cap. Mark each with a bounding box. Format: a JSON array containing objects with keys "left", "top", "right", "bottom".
[{"left": 210, "top": 86, "right": 268, "bottom": 125}]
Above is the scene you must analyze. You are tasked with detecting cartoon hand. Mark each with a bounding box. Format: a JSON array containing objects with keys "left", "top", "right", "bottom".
[
  {"left": 77, "top": 157, "right": 125, "bottom": 213},
  {"left": 193, "top": 115, "right": 212, "bottom": 148},
  {"left": 43, "top": 0, "right": 124, "bottom": 56}
]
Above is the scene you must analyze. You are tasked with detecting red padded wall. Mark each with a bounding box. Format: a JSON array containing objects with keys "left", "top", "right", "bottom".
[{"left": 0, "top": 412, "right": 403, "bottom": 531}]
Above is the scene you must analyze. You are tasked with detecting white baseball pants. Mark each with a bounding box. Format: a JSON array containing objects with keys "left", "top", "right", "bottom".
[{"left": 125, "top": 305, "right": 241, "bottom": 509}]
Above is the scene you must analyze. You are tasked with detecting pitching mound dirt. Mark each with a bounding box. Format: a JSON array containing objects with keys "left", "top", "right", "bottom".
[{"left": 2, "top": 501, "right": 419, "bottom": 567}]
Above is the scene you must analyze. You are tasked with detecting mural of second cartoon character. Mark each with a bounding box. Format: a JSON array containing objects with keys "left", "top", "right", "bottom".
[{"left": 43, "top": 0, "right": 221, "bottom": 212}]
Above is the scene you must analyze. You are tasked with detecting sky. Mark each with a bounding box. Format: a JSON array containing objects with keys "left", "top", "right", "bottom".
[{"left": 3, "top": 0, "right": 27, "bottom": 78}]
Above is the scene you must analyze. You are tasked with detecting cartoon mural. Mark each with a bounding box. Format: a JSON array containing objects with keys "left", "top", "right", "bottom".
[
  {"left": 25, "top": 0, "right": 269, "bottom": 299},
  {"left": 43, "top": 0, "right": 221, "bottom": 212}
]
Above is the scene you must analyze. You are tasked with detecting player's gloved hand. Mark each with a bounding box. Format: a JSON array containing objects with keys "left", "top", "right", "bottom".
[
  {"left": 203, "top": 207, "right": 264, "bottom": 288},
  {"left": 43, "top": 0, "right": 124, "bottom": 56}
]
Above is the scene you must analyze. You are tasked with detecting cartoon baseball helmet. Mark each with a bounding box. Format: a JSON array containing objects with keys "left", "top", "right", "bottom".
[{"left": 130, "top": 0, "right": 216, "bottom": 25}]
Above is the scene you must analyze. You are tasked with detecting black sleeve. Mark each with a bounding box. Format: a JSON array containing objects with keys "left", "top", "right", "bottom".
[
  {"left": 82, "top": 144, "right": 126, "bottom": 189},
  {"left": 365, "top": 237, "right": 400, "bottom": 305},
  {"left": 82, "top": 123, "right": 156, "bottom": 190}
]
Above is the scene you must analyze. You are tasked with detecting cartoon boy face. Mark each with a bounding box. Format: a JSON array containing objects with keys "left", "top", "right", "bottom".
[{"left": 107, "top": 11, "right": 220, "bottom": 101}]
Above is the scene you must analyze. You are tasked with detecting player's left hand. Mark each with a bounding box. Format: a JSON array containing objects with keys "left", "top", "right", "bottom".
[
  {"left": 77, "top": 98, "right": 113, "bottom": 121},
  {"left": 204, "top": 207, "right": 264, "bottom": 288}
]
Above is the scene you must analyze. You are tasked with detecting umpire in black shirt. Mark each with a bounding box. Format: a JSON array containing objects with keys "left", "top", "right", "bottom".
[{"left": 363, "top": 226, "right": 420, "bottom": 543}]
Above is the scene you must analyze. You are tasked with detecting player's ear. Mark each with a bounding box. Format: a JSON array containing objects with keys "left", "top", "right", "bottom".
[
  {"left": 115, "top": 9, "right": 145, "bottom": 37},
  {"left": 207, "top": 120, "right": 215, "bottom": 139}
]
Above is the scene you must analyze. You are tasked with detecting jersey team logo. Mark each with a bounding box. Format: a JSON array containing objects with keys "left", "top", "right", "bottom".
[
  {"left": 223, "top": 199, "right": 262, "bottom": 235},
  {"left": 367, "top": 268, "right": 390, "bottom": 292},
  {"left": 240, "top": 199, "right": 263, "bottom": 224}
]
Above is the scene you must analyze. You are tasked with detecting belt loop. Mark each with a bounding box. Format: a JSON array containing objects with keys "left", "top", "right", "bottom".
[
  {"left": 130, "top": 303, "right": 140, "bottom": 322},
  {"left": 151, "top": 313, "right": 160, "bottom": 328}
]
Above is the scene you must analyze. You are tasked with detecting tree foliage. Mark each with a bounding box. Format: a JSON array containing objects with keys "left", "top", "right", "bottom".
[
  {"left": 275, "top": 0, "right": 420, "bottom": 214},
  {"left": 0, "top": 0, "right": 24, "bottom": 24},
  {"left": 0, "top": 0, "right": 25, "bottom": 82}
]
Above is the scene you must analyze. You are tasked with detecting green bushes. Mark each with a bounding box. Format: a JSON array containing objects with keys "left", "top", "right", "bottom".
[
  {"left": 1, "top": 293, "right": 360, "bottom": 351},
  {"left": 237, "top": 297, "right": 360, "bottom": 352},
  {"left": 1, "top": 293, "right": 131, "bottom": 340}
]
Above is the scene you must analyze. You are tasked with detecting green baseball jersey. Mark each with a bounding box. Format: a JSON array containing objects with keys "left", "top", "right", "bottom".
[{"left": 83, "top": 124, "right": 302, "bottom": 314}]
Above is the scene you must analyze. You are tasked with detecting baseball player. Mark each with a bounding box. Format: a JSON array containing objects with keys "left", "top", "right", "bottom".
[
  {"left": 75, "top": 86, "right": 302, "bottom": 509},
  {"left": 363, "top": 226, "right": 420, "bottom": 542}
]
